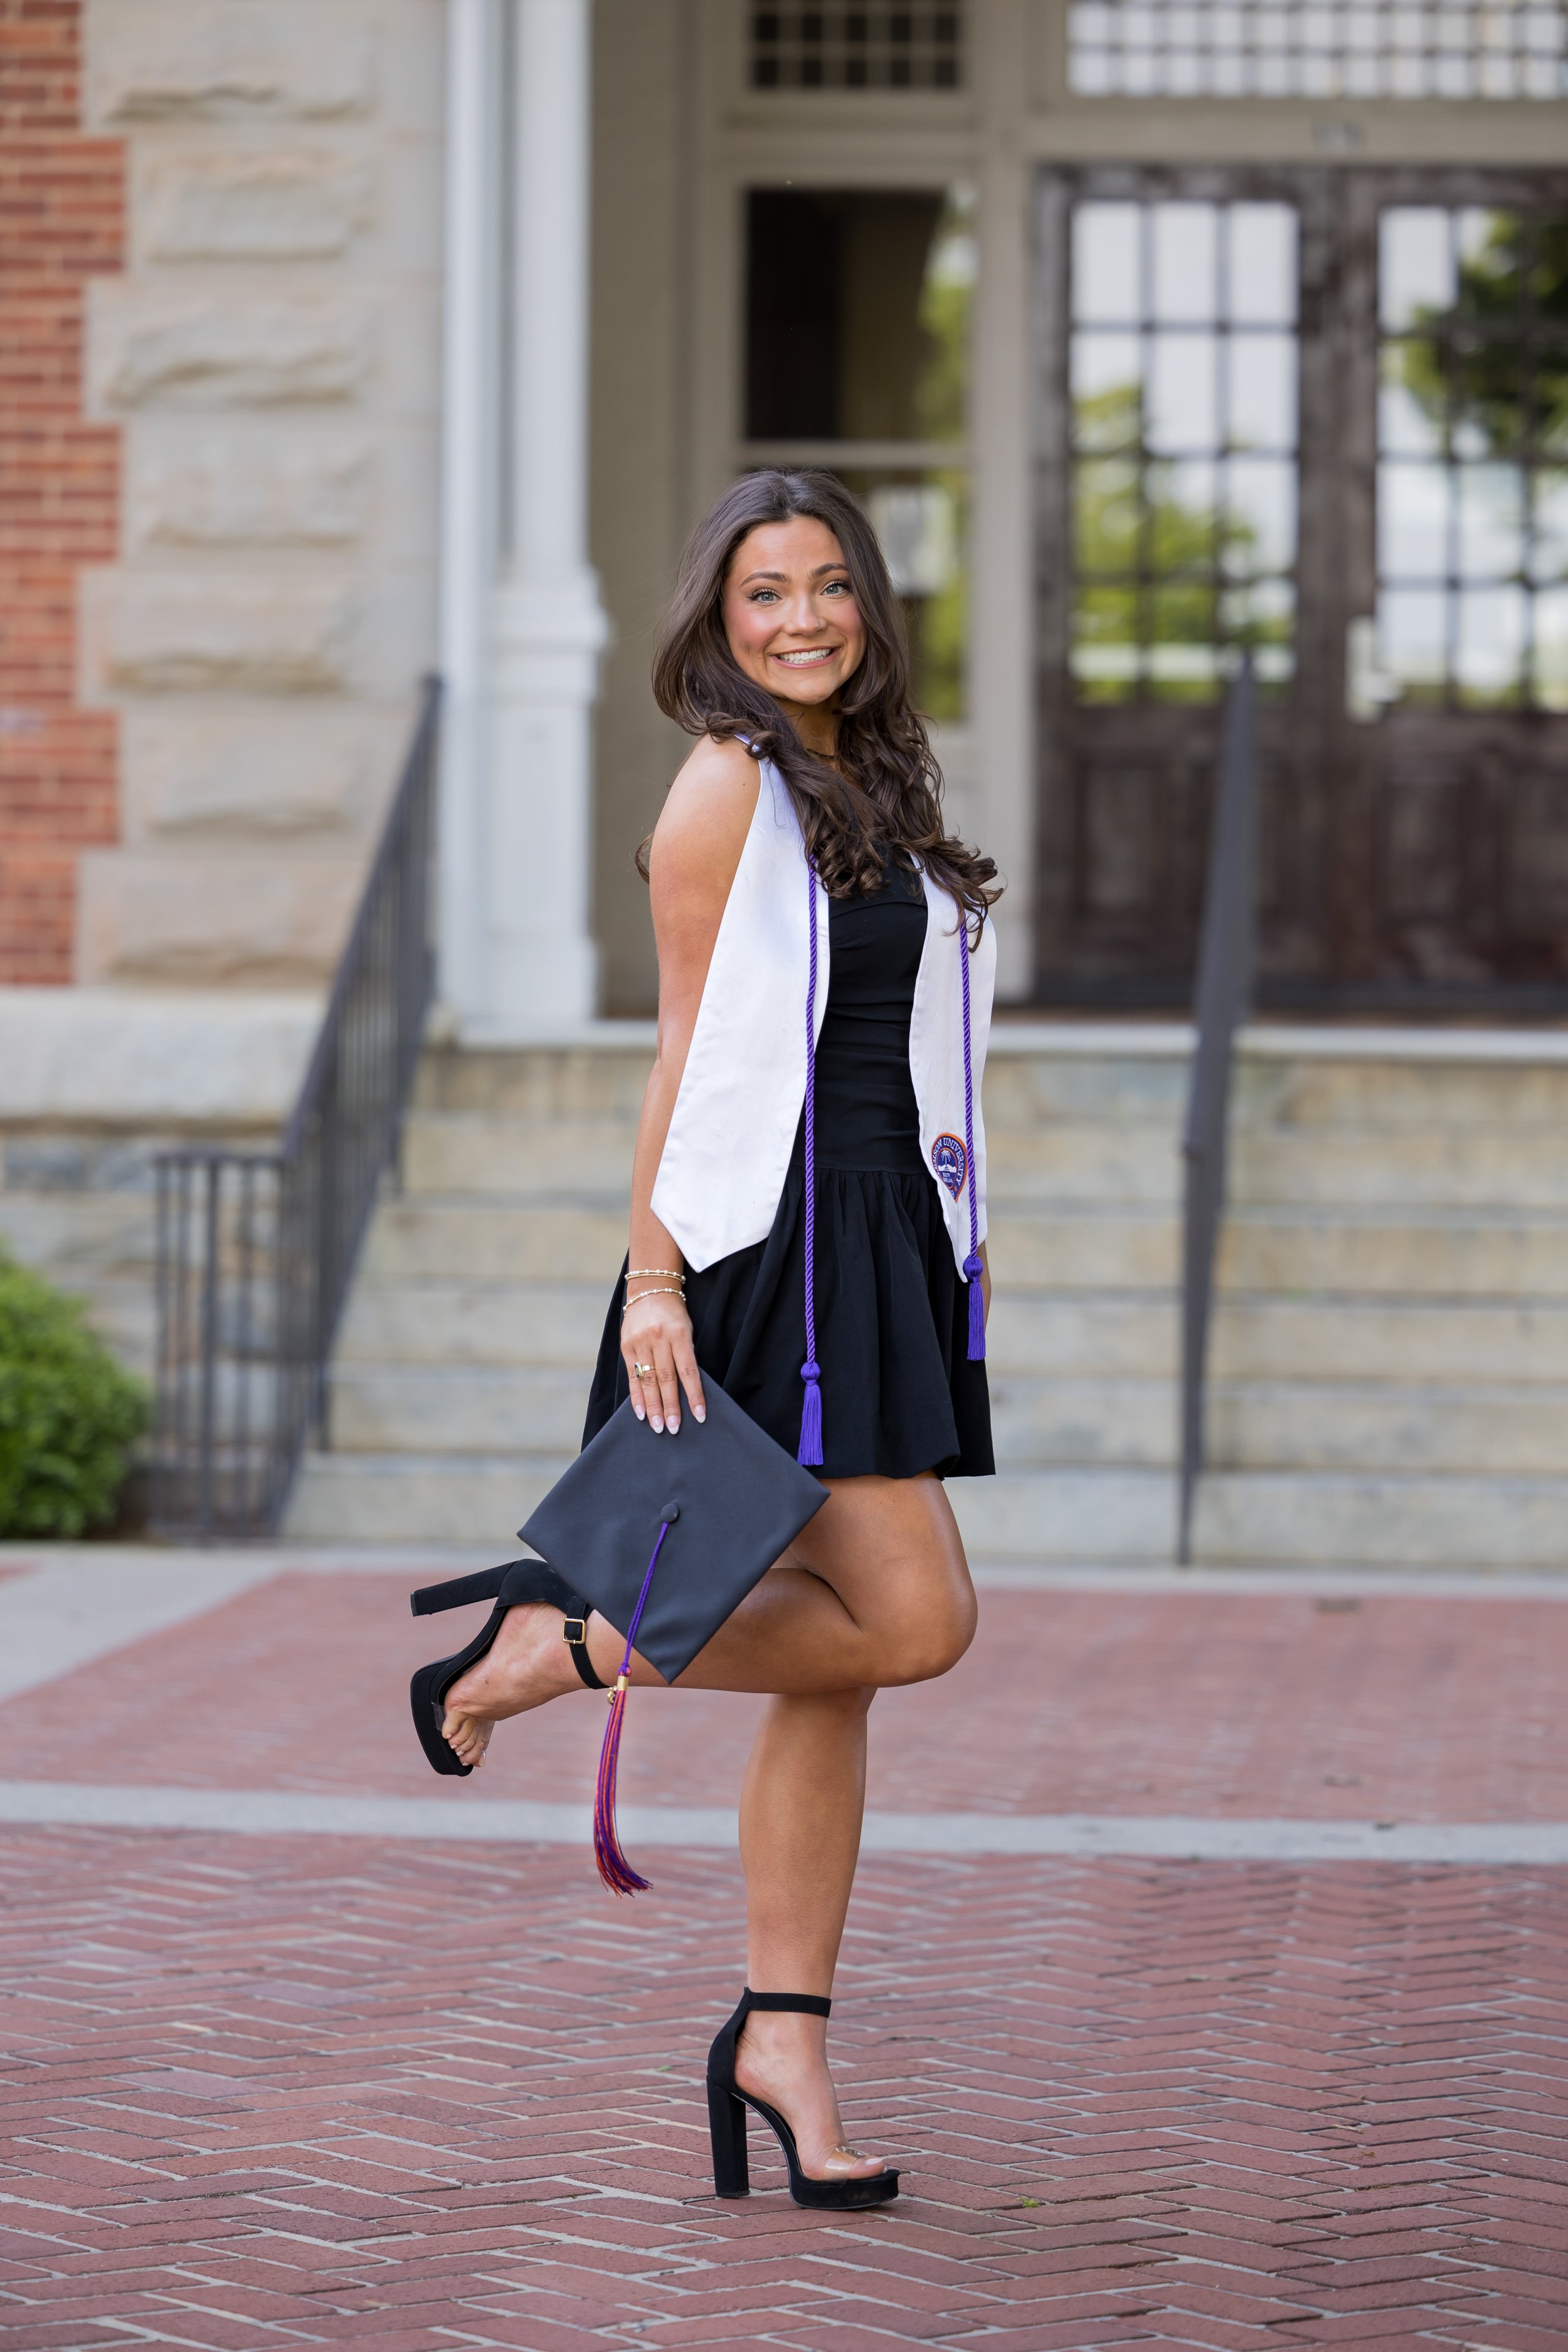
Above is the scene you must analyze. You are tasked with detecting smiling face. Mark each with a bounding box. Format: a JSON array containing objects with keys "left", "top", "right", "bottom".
[{"left": 720, "top": 516, "right": 867, "bottom": 736}]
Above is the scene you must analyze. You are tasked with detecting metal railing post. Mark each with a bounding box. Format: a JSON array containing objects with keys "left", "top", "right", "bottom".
[{"left": 1178, "top": 655, "right": 1258, "bottom": 1565}]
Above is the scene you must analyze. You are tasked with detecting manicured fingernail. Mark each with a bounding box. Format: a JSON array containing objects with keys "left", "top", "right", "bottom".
[
  {"left": 694, "top": 1407, "right": 706, "bottom": 1422},
  {"left": 632, "top": 1403, "right": 644, "bottom": 1421},
  {"left": 650, "top": 1415, "right": 664, "bottom": 1432}
]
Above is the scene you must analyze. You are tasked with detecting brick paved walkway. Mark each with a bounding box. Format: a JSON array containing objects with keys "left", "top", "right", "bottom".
[{"left": 0, "top": 1555, "right": 1565, "bottom": 2348}]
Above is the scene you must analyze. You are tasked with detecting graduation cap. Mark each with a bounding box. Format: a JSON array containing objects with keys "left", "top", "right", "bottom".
[{"left": 517, "top": 1374, "right": 827, "bottom": 1893}]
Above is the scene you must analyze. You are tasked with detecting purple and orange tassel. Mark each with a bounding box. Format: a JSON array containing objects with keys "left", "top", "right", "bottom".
[{"left": 590, "top": 1513, "right": 674, "bottom": 1897}]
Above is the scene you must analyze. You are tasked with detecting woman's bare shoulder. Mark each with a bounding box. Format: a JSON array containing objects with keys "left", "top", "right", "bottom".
[{"left": 649, "top": 735, "right": 760, "bottom": 900}]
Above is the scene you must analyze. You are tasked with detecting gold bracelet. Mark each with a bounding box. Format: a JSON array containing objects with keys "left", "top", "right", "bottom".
[
  {"left": 626, "top": 1267, "right": 684, "bottom": 1281},
  {"left": 621, "top": 1285, "right": 686, "bottom": 1317}
]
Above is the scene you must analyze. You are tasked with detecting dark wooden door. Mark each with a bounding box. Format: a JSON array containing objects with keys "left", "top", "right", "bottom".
[{"left": 1033, "top": 165, "right": 1568, "bottom": 1011}]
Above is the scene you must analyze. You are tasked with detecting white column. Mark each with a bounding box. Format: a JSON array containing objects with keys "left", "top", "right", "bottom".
[
  {"left": 484, "top": 0, "right": 608, "bottom": 1036},
  {"left": 437, "top": 0, "right": 500, "bottom": 1028}
]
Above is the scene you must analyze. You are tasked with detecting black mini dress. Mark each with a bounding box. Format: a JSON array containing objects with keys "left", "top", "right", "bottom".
[{"left": 583, "top": 855, "right": 994, "bottom": 1483}]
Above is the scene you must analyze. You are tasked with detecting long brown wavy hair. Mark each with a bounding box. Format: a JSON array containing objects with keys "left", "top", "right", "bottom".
[{"left": 648, "top": 470, "right": 1000, "bottom": 935}]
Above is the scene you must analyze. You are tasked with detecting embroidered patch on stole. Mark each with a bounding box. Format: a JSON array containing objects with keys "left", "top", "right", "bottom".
[{"left": 930, "top": 1133, "right": 967, "bottom": 1199}]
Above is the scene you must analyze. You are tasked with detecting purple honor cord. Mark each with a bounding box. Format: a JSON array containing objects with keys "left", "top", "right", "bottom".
[
  {"left": 797, "top": 863, "right": 824, "bottom": 1466},
  {"left": 960, "top": 913, "right": 986, "bottom": 1362}
]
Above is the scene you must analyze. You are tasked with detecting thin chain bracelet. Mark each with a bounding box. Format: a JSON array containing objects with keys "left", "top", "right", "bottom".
[
  {"left": 625, "top": 1267, "right": 684, "bottom": 1281},
  {"left": 621, "top": 1284, "right": 686, "bottom": 1318}
]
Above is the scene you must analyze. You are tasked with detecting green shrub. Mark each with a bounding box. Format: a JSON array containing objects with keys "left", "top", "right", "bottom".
[{"left": 0, "top": 1251, "right": 150, "bottom": 1537}]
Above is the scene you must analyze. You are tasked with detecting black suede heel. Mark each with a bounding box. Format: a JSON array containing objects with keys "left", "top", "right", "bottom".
[
  {"left": 408, "top": 1559, "right": 603, "bottom": 1777},
  {"left": 706, "top": 1988, "right": 899, "bottom": 2208}
]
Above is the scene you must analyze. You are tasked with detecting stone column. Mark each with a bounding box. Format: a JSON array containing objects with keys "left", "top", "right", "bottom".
[
  {"left": 481, "top": 0, "right": 608, "bottom": 1037},
  {"left": 438, "top": 0, "right": 501, "bottom": 1029}
]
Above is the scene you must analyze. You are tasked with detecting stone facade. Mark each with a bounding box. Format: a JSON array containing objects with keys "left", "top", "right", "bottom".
[{"left": 73, "top": 0, "right": 443, "bottom": 989}]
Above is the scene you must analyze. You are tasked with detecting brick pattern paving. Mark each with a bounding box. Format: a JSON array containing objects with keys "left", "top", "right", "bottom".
[
  {"left": 0, "top": 1573, "right": 1562, "bottom": 1823},
  {"left": 1, "top": 1567, "right": 1567, "bottom": 2345},
  {"left": 0, "top": 1826, "right": 1564, "bottom": 2349}
]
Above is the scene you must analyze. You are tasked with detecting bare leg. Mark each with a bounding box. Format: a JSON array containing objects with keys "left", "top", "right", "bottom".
[
  {"left": 728, "top": 1685, "right": 889, "bottom": 2180},
  {"left": 441, "top": 1470, "right": 974, "bottom": 1763}
]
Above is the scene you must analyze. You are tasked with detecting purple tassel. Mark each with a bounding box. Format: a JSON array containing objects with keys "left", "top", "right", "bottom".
[
  {"left": 593, "top": 1677, "right": 649, "bottom": 1895},
  {"left": 797, "top": 1359, "right": 823, "bottom": 1466},
  {"left": 963, "top": 1253, "right": 986, "bottom": 1361},
  {"left": 590, "top": 1515, "right": 671, "bottom": 1898}
]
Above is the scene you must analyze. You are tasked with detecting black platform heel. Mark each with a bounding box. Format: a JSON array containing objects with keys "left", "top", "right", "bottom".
[
  {"left": 408, "top": 1559, "right": 604, "bottom": 1777},
  {"left": 706, "top": 1988, "right": 900, "bottom": 2209}
]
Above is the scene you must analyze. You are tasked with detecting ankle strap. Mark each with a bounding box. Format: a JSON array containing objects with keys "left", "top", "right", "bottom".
[{"left": 743, "top": 1988, "right": 831, "bottom": 2018}]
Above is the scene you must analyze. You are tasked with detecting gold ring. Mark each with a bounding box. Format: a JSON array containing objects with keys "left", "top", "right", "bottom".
[{"left": 632, "top": 1361, "right": 652, "bottom": 1379}]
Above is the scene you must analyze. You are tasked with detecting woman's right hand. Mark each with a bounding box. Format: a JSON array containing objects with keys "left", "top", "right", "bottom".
[{"left": 621, "top": 1290, "right": 706, "bottom": 1435}]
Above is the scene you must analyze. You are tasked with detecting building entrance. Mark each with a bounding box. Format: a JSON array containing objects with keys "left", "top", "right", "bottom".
[{"left": 1034, "top": 165, "right": 1568, "bottom": 1011}]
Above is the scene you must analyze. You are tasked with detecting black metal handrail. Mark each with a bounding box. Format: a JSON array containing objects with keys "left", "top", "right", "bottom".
[
  {"left": 151, "top": 677, "right": 442, "bottom": 1539},
  {"left": 1178, "top": 656, "right": 1258, "bottom": 1565}
]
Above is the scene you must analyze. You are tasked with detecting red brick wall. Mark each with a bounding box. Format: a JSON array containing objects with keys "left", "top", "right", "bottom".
[{"left": 0, "top": 0, "right": 122, "bottom": 983}]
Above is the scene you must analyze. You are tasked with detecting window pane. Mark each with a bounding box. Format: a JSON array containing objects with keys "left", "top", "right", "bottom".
[
  {"left": 1379, "top": 586, "right": 1448, "bottom": 701},
  {"left": 1074, "top": 203, "right": 1142, "bottom": 324},
  {"left": 1072, "top": 585, "right": 1142, "bottom": 702},
  {"left": 1534, "top": 472, "right": 1568, "bottom": 584},
  {"left": 745, "top": 187, "right": 973, "bottom": 442},
  {"left": 1458, "top": 209, "right": 1525, "bottom": 317},
  {"left": 1148, "top": 331, "right": 1217, "bottom": 452},
  {"left": 1072, "top": 334, "right": 1143, "bottom": 448},
  {"left": 1075, "top": 458, "right": 1141, "bottom": 572},
  {"left": 1456, "top": 464, "right": 1525, "bottom": 580},
  {"left": 1381, "top": 208, "right": 1454, "bottom": 331},
  {"left": 1535, "top": 587, "right": 1568, "bottom": 710},
  {"left": 1227, "top": 332, "right": 1296, "bottom": 450},
  {"left": 1380, "top": 462, "right": 1450, "bottom": 580},
  {"left": 1222, "top": 456, "right": 1296, "bottom": 576},
  {"left": 1149, "top": 581, "right": 1221, "bottom": 701},
  {"left": 1220, "top": 576, "right": 1296, "bottom": 677},
  {"left": 1228, "top": 204, "right": 1296, "bottom": 325},
  {"left": 1455, "top": 583, "right": 1528, "bottom": 704},
  {"left": 1380, "top": 342, "right": 1444, "bottom": 457},
  {"left": 1152, "top": 203, "right": 1218, "bottom": 323},
  {"left": 1152, "top": 459, "right": 1217, "bottom": 571}
]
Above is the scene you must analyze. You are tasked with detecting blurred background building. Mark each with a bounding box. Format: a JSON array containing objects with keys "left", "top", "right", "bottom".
[{"left": 4, "top": 1, "right": 1568, "bottom": 1562}]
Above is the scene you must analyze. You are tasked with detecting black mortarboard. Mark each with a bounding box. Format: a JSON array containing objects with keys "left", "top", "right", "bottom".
[
  {"left": 519, "top": 1375, "right": 826, "bottom": 1687},
  {"left": 516, "top": 1376, "right": 828, "bottom": 1893}
]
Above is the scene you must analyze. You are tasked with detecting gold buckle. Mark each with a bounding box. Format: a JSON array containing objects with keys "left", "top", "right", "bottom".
[{"left": 561, "top": 1616, "right": 588, "bottom": 1648}]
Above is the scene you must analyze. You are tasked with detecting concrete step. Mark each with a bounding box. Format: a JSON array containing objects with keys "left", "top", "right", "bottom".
[
  {"left": 401, "top": 1113, "right": 637, "bottom": 1202},
  {"left": 335, "top": 1278, "right": 611, "bottom": 1369},
  {"left": 359, "top": 1200, "right": 628, "bottom": 1284},
  {"left": 1191, "top": 1469, "right": 1568, "bottom": 1569},
  {"left": 1217, "top": 1210, "right": 1568, "bottom": 1300},
  {"left": 323, "top": 1352, "right": 1568, "bottom": 1477},
  {"left": 398, "top": 1106, "right": 1568, "bottom": 1215},
  {"left": 961, "top": 1465, "right": 1568, "bottom": 1567},
  {"left": 285, "top": 1449, "right": 573, "bottom": 1547},
  {"left": 327, "top": 1363, "right": 591, "bottom": 1454},
  {"left": 356, "top": 1194, "right": 1568, "bottom": 1301},
  {"left": 283, "top": 1441, "right": 1568, "bottom": 1569},
  {"left": 332, "top": 1279, "right": 1568, "bottom": 1389},
  {"left": 413, "top": 1042, "right": 652, "bottom": 1118}
]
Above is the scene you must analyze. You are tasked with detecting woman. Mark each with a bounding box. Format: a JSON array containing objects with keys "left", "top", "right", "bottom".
[{"left": 436, "top": 469, "right": 999, "bottom": 2206}]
